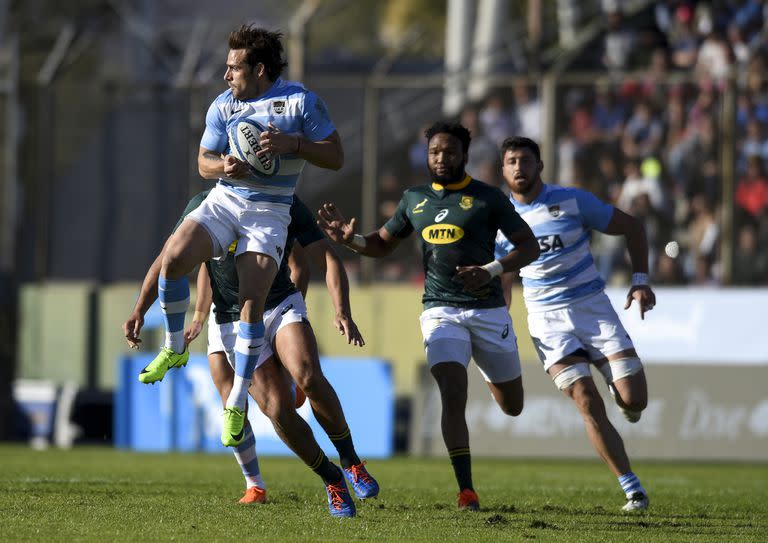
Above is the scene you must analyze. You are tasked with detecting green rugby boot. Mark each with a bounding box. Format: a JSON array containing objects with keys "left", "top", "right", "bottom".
[
  {"left": 138, "top": 347, "right": 189, "bottom": 384},
  {"left": 221, "top": 407, "right": 246, "bottom": 447}
]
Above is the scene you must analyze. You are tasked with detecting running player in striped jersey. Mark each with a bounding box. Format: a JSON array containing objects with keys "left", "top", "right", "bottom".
[
  {"left": 124, "top": 193, "right": 375, "bottom": 517},
  {"left": 138, "top": 25, "right": 344, "bottom": 450},
  {"left": 494, "top": 136, "right": 655, "bottom": 512},
  {"left": 319, "top": 122, "right": 539, "bottom": 511}
]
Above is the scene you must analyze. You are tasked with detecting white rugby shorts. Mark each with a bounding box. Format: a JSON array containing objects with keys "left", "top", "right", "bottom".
[
  {"left": 419, "top": 305, "right": 522, "bottom": 384},
  {"left": 528, "top": 290, "right": 635, "bottom": 371},
  {"left": 186, "top": 183, "right": 290, "bottom": 264},
  {"left": 207, "top": 291, "right": 308, "bottom": 370}
]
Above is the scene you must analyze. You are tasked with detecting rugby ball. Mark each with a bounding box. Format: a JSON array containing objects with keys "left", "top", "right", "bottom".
[{"left": 228, "top": 119, "right": 280, "bottom": 177}]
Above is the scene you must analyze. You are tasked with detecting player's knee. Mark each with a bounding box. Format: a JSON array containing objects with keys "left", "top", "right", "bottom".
[
  {"left": 260, "top": 392, "right": 292, "bottom": 421},
  {"left": 294, "top": 366, "right": 324, "bottom": 397},
  {"left": 570, "top": 380, "right": 603, "bottom": 415}
]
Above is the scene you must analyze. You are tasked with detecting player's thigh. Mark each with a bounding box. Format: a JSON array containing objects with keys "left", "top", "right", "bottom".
[
  {"left": 164, "top": 218, "right": 215, "bottom": 274},
  {"left": 236, "top": 200, "right": 291, "bottom": 272},
  {"left": 420, "top": 306, "right": 472, "bottom": 369},
  {"left": 268, "top": 294, "right": 317, "bottom": 377},
  {"left": 573, "top": 292, "right": 635, "bottom": 361},
  {"left": 527, "top": 307, "right": 585, "bottom": 373},
  {"left": 235, "top": 252, "right": 278, "bottom": 309},
  {"left": 467, "top": 307, "right": 522, "bottom": 385},
  {"left": 429, "top": 361, "right": 469, "bottom": 405},
  {"left": 182, "top": 185, "right": 241, "bottom": 259},
  {"left": 606, "top": 349, "right": 648, "bottom": 408},
  {"left": 207, "top": 319, "right": 237, "bottom": 400}
]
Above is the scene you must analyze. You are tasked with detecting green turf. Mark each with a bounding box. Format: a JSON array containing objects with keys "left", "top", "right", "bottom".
[{"left": 0, "top": 445, "right": 766, "bottom": 542}]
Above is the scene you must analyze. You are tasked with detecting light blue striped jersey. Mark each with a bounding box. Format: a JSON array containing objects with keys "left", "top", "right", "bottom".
[
  {"left": 200, "top": 78, "right": 336, "bottom": 204},
  {"left": 495, "top": 184, "right": 614, "bottom": 312}
]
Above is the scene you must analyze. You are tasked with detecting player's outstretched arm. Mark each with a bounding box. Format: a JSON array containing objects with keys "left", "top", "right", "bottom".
[
  {"left": 603, "top": 208, "right": 656, "bottom": 319},
  {"left": 185, "top": 265, "right": 212, "bottom": 345},
  {"left": 122, "top": 237, "right": 173, "bottom": 349},
  {"left": 317, "top": 202, "right": 401, "bottom": 257},
  {"left": 303, "top": 238, "right": 365, "bottom": 347}
]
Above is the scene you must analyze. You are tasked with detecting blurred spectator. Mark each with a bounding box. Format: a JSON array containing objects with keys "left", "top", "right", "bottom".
[
  {"left": 479, "top": 93, "right": 517, "bottom": 146},
  {"left": 740, "top": 118, "right": 768, "bottom": 170},
  {"left": 735, "top": 155, "right": 768, "bottom": 219},
  {"left": 727, "top": 24, "right": 751, "bottom": 65},
  {"left": 407, "top": 123, "right": 430, "bottom": 179},
  {"left": 592, "top": 83, "right": 625, "bottom": 150},
  {"left": 594, "top": 150, "right": 623, "bottom": 203},
  {"left": 378, "top": 170, "right": 404, "bottom": 224},
  {"left": 668, "top": 114, "right": 720, "bottom": 200},
  {"left": 685, "top": 193, "right": 720, "bottom": 284},
  {"left": 622, "top": 99, "right": 664, "bottom": 160},
  {"left": 460, "top": 106, "right": 501, "bottom": 185},
  {"left": 732, "top": 223, "right": 768, "bottom": 284},
  {"left": 602, "top": 8, "right": 636, "bottom": 71},
  {"left": 695, "top": 31, "right": 733, "bottom": 81},
  {"left": 655, "top": 252, "right": 686, "bottom": 285},
  {"left": 667, "top": 4, "right": 700, "bottom": 70},
  {"left": 511, "top": 82, "right": 542, "bottom": 141},
  {"left": 640, "top": 47, "right": 672, "bottom": 106}
]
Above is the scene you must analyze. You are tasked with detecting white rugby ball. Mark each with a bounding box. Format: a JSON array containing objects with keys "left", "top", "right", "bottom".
[{"left": 228, "top": 119, "right": 280, "bottom": 177}]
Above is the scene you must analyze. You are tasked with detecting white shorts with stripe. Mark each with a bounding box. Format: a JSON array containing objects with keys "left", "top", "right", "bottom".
[
  {"left": 419, "top": 305, "right": 522, "bottom": 384},
  {"left": 528, "top": 290, "right": 635, "bottom": 372},
  {"left": 207, "top": 291, "right": 308, "bottom": 370},
  {"left": 186, "top": 183, "right": 290, "bottom": 264}
]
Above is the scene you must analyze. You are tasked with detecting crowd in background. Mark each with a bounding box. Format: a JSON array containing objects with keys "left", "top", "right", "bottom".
[{"left": 373, "top": 0, "right": 768, "bottom": 286}]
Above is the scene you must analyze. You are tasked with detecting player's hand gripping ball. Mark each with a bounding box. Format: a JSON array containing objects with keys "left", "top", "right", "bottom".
[{"left": 228, "top": 119, "right": 281, "bottom": 177}]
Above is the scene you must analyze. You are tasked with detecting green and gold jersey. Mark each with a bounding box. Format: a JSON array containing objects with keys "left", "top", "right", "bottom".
[
  {"left": 383, "top": 175, "right": 529, "bottom": 309},
  {"left": 175, "top": 191, "right": 323, "bottom": 324}
]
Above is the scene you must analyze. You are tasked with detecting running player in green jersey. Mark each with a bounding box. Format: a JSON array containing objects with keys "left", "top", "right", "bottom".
[
  {"left": 123, "top": 192, "right": 375, "bottom": 517},
  {"left": 318, "top": 121, "right": 539, "bottom": 511}
]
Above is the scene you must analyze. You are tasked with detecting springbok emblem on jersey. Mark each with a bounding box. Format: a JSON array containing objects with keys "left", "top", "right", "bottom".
[
  {"left": 412, "top": 198, "right": 428, "bottom": 213},
  {"left": 459, "top": 196, "right": 474, "bottom": 210}
]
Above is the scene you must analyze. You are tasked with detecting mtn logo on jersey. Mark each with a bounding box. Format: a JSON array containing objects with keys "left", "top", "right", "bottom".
[
  {"left": 413, "top": 198, "right": 428, "bottom": 214},
  {"left": 422, "top": 224, "right": 464, "bottom": 244},
  {"left": 459, "top": 196, "right": 474, "bottom": 210}
]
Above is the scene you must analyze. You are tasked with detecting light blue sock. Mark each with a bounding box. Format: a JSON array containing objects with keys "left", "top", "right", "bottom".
[
  {"left": 233, "top": 420, "right": 264, "bottom": 488},
  {"left": 618, "top": 471, "right": 646, "bottom": 498},
  {"left": 158, "top": 275, "right": 189, "bottom": 353},
  {"left": 227, "top": 321, "right": 265, "bottom": 410}
]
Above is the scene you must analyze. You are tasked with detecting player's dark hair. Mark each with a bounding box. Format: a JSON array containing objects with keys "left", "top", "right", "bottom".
[
  {"left": 228, "top": 24, "right": 288, "bottom": 80},
  {"left": 424, "top": 121, "right": 471, "bottom": 154},
  {"left": 500, "top": 136, "right": 541, "bottom": 161}
]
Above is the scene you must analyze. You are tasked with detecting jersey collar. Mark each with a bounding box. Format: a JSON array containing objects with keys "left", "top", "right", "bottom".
[{"left": 431, "top": 174, "right": 472, "bottom": 192}]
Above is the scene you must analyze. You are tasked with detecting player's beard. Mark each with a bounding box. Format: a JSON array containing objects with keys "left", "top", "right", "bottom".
[{"left": 429, "top": 163, "right": 465, "bottom": 186}]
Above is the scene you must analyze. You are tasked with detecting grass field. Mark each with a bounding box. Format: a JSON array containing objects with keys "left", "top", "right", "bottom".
[{"left": 0, "top": 445, "right": 766, "bottom": 542}]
